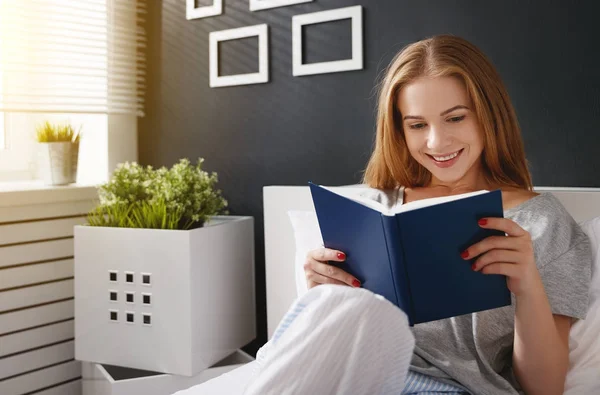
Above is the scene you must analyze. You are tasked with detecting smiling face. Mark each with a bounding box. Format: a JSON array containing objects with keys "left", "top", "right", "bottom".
[{"left": 397, "top": 76, "right": 486, "bottom": 188}]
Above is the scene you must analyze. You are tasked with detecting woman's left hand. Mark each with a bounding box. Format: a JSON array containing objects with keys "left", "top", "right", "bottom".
[{"left": 461, "top": 217, "right": 543, "bottom": 297}]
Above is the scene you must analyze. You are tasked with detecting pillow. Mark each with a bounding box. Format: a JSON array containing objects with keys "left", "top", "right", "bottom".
[
  {"left": 578, "top": 216, "right": 600, "bottom": 298},
  {"left": 287, "top": 210, "right": 322, "bottom": 298},
  {"left": 287, "top": 185, "right": 369, "bottom": 296},
  {"left": 565, "top": 215, "right": 600, "bottom": 394}
]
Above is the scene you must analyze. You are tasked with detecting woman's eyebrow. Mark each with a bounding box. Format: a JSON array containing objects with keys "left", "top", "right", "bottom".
[{"left": 402, "top": 105, "right": 470, "bottom": 121}]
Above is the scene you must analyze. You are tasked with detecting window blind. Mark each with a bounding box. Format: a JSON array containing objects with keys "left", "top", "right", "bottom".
[{"left": 0, "top": 0, "right": 146, "bottom": 116}]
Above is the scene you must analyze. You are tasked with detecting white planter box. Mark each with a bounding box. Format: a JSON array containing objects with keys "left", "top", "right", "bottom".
[
  {"left": 74, "top": 216, "right": 256, "bottom": 376},
  {"left": 81, "top": 350, "right": 253, "bottom": 395}
]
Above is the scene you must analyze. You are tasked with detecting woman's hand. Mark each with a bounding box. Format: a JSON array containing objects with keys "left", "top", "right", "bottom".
[
  {"left": 304, "top": 248, "right": 361, "bottom": 289},
  {"left": 461, "top": 217, "right": 543, "bottom": 297}
]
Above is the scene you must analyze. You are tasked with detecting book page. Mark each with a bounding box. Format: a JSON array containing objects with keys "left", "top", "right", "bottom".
[
  {"left": 391, "top": 190, "right": 490, "bottom": 215},
  {"left": 320, "top": 186, "right": 391, "bottom": 214},
  {"left": 318, "top": 185, "right": 490, "bottom": 216}
]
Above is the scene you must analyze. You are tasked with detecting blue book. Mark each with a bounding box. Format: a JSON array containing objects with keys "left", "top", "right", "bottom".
[{"left": 309, "top": 182, "right": 511, "bottom": 326}]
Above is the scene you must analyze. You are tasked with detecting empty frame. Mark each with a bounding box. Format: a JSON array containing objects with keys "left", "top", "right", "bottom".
[
  {"left": 186, "top": 0, "right": 222, "bottom": 20},
  {"left": 292, "top": 5, "right": 363, "bottom": 77},
  {"left": 250, "top": 0, "right": 313, "bottom": 12},
  {"left": 209, "top": 24, "right": 269, "bottom": 88}
]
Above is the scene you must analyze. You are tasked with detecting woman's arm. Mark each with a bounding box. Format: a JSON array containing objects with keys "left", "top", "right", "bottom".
[
  {"left": 464, "top": 217, "right": 572, "bottom": 395},
  {"left": 512, "top": 283, "right": 571, "bottom": 395}
]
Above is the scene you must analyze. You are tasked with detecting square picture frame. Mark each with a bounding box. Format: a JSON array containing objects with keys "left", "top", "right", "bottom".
[
  {"left": 209, "top": 24, "right": 269, "bottom": 88},
  {"left": 292, "top": 5, "right": 363, "bottom": 77},
  {"left": 186, "top": 0, "right": 222, "bottom": 20},
  {"left": 250, "top": 0, "right": 312, "bottom": 12}
]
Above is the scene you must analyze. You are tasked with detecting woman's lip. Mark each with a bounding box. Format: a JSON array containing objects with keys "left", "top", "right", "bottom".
[
  {"left": 427, "top": 149, "right": 463, "bottom": 160},
  {"left": 427, "top": 148, "right": 464, "bottom": 168}
]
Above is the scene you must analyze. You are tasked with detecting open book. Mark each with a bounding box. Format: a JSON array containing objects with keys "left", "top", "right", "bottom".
[{"left": 309, "top": 182, "right": 511, "bottom": 325}]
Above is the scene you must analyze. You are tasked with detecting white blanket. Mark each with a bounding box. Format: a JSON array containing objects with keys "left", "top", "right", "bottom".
[{"left": 177, "top": 285, "right": 414, "bottom": 395}]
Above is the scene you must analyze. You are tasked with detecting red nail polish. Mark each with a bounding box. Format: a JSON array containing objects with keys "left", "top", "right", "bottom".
[
  {"left": 471, "top": 263, "right": 477, "bottom": 271},
  {"left": 352, "top": 279, "right": 361, "bottom": 287},
  {"left": 337, "top": 252, "right": 346, "bottom": 260},
  {"left": 461, "top": 250, "right": 469, "bottom": 259},
  {"left": 478, "top": 218, "right": 488, "bottom": 226}
]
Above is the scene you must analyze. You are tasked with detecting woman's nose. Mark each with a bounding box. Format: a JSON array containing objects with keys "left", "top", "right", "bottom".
[{"left": 426, "top": 126, "right": 451, "bottom": 151}]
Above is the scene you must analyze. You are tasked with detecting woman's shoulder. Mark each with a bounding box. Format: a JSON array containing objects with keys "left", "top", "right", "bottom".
[
  {"left": 504, "top": 188, "right": 590, "bottom": 263},
  {"left": 501, "top": 188, "right": 540, "bottom": 211},
  {"left": 502, "top": 188, "right": 567, "bottom": 218}
]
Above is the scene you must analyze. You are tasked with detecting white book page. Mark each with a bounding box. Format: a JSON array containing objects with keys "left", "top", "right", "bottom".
[
  {"left": 391, "top": 190, "right": 490, "bottom": 215},
  {"left": 320, "top": 186, "right": 391, "bottom": 213},
  {"left": 320, "top": 185, "right": 489, "bottom": 216}
]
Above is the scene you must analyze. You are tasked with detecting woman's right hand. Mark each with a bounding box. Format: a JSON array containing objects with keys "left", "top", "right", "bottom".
[{"left": 304, "top": 248, "right": 361, "bottom": 289}]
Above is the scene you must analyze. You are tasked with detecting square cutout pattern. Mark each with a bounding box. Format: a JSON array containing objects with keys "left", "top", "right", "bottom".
[
  {"left": 292, "top": 6, "right": 363, "bottom": 76},
  {"left": 105, "top": 270, "right": 153, "bottom": 326}
]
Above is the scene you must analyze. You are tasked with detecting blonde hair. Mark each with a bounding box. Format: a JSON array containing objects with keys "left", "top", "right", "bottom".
[{"left": 363, "top": 34, "right": 533, "bottom": 191}]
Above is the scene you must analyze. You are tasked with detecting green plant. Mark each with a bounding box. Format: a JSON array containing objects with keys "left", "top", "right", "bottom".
[
  {"left": 87, "top": 158, "right": 228, "bottom": 230},
  {"left": 87, "top": 199, "right": 187, "bottom": 230},
  {"left": 36, "top": 121, "right": 81, "bottom": 143}
]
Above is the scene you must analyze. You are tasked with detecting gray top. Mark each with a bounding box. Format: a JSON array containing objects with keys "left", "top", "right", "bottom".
[{"left": 359, "top": 186, "right": 592, "bottom": 394}]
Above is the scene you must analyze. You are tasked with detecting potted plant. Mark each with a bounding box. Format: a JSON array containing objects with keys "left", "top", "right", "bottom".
[
  {"left": 36, "top": 121, "right": 81, "bottom": 185},
  {"left": 74, "top": 159, "right": 256, "bottom": 377}
]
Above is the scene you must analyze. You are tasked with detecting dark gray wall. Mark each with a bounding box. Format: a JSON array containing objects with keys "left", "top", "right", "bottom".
[{"left": 140, "top": 0, "right": 600, "bottom": 355}]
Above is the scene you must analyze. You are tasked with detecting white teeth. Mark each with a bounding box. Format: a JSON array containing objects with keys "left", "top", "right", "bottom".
[{"left": 432, "top": 150, "right": 460, "bottom": 162}]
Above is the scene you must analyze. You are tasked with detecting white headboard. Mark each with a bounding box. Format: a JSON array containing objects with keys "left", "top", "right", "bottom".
[{"left": 263, "top": 186, "right": 600, "bottom": 338}]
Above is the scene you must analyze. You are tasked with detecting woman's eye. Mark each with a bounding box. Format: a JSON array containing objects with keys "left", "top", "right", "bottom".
[
  {"left": 448, "top": 115, "right": 465, "bottom": 123},
  {"left": 409, "top": 123, "right": 426, "bottom": 130}
]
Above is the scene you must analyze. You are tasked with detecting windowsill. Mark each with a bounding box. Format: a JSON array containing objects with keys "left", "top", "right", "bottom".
[{"left": 0, "top": 180, "right": 99, "bottom": 208}]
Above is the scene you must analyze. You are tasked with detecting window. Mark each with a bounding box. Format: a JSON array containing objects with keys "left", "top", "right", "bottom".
[
  {"left": 0, "top": 65, "right": 4, "bottom": 150},
  {"left": 0, "top": 0, "right": 146, "bottom": 183},
  {"left": 0, "top": 62, "right": 4, "bottom": 150},
  {"left": 0, "top": 112, "right": 5, "bottom": 151}
]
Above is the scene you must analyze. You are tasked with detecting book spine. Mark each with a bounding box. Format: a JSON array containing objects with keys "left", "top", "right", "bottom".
[{"left": 381, "top": 215, "right": 415, "bottom": 326}]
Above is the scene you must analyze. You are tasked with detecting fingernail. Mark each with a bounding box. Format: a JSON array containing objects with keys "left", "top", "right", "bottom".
[
  {"left": 471, "top": 263, "right": 477, "bottom": 271},
  {"left": 352, "top": 279, "right": 361, "bottom": 287},
  {"left": 478, "top": 218, "right": 488, "bottom": 226},
  {"left": 337, "top": 252, "right": 346, "bottom": 260},
  {"left": 461, "top": 250, "right": 469, "bottom": 259}
]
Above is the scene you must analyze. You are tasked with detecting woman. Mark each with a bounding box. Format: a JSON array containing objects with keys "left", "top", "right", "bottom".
[{"left": 246, "top": 35, "right": 592, "bottom": 395}]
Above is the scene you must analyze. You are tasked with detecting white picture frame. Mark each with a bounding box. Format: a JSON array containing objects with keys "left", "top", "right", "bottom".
[
  {"left": 250, "top": 0, "right": 313, "bottom": 12},
  {"left": 292, "top": 5, "right": 363, "bottom": 77},
  {"left": 209, "top": 24, "right": 269, "bottom": 88},
  {"left": 186, "top": 0, "right": 222, "bottom": 20}
]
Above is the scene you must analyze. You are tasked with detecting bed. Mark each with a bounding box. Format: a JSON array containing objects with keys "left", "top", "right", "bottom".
[{"left": 175, "top": 185, "right": 600, "bottom": 395}]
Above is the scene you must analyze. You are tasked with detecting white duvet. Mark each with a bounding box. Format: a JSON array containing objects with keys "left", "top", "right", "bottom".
[{"left": 175, "top": 285, "right": 414, "bottom": 395}]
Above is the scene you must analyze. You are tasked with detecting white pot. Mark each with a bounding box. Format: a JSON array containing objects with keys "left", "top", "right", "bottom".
[
  {"left": 38, "top": 142, "right": 79, "bottom": 185},
  {"left": 81, "top": 350, "right": 254, "bottom": 395},
  {"left": 74, "top": 216, "right": 256, "bottom": 377}
]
